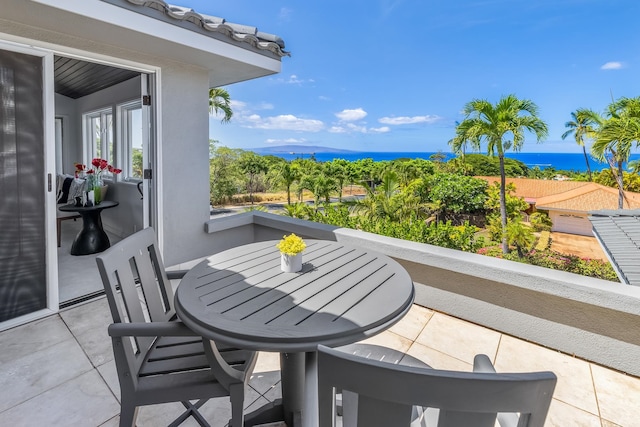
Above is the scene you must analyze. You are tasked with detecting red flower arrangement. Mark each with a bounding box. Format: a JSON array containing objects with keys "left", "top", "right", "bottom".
[{"left": 74, "top": 158, "right": 122, "bottom": 178}]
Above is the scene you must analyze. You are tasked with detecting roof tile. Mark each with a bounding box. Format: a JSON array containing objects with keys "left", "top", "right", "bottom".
[{"left": 108, "top": 0, "right": 289, "bottom": 57}]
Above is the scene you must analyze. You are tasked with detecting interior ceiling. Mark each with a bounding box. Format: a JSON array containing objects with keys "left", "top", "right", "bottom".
[{"left": 54, "top": 56, "right": 139, "bottom": 99}]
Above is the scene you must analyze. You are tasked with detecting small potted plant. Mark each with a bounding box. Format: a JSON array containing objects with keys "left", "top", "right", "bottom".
[{"left": 276, "top": 233, "right": 306, "bottom": 273}]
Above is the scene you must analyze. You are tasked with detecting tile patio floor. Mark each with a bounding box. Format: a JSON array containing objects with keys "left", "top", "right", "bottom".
[{"left": 1, "top": 298, "right": 639, "bottom": 427}]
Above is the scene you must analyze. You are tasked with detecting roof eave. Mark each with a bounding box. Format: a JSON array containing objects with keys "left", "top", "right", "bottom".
[{"left": 17, "top": 0, "right": 282, "bottom": 86}]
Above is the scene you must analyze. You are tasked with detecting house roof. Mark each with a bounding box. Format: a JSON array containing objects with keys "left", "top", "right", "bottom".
[
  {"left": 589, "top": 210, "right": 640, "bottom": 286},
  {"left": 477, "top": 177, "right": 640, "bottom": 212},
  {"left": 106, "top": 0, "right": 289, "bottom": 58},
  {"left": 4, "top": 0, "right": 286, "bottom": 87}
]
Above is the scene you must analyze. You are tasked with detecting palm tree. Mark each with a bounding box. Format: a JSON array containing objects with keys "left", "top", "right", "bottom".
[
  {"left": 562, "top": 109, "right": 599, "bottom": 181},
  {"left": 449, "top": 94, "right": 548, "bottom": 254},
  {"left": 208, "top": 87, "right": 233, "bottom": 123},
  {"left": 591, "top": 97, "right": 640, "bottom": 208},
  {"left": 628, "top": 160, "right": 640, "bottom": 174},
  {"left": 278, "top": 162, "right": 300, "bottom": 205},
  {"left": 507, "top": 216, "right": 535, "bottom": 258}
]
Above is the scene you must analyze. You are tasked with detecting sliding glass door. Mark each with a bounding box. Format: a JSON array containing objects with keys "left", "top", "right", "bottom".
[{"left": 0, "top": 46, "right": 53, "bottom": 323}]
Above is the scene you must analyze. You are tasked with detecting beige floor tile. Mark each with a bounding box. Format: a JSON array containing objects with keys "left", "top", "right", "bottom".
[
  {"left": 59, "top": 297, "right": 114, "bottom": 367},
  {"left": 600, "top": 420, "right": 623, "bottom": 427},
  {"left": 415, "top": 312, "right": 501, "bottom": 364},
  {"left": 250, "top": 352, "right": 281, "bottom": 396},
  {"left": 99, "top": 415, "right": 120, "bottom": 427},
  {"left": 357, "top": 330, "right": 413, "bottom": 353},
  {"left": 0, "top": 315, "right": 72, "bottom": 363},
  {"left": 255, "top": 351, "right": 281, "bottom": 373},
  {"left": 591, "top": 364, "right": 640, "bottom": 427},
  {"left": 0, "top": 337, "right": 93, "bottom": 413},
  {"left": 494, "top": 335, "right": 598, "bottom": 416},
  {"left": 388, "top": 304, "right": 434, "bottom": 341},
  {"left": 405, "top": 341, "right": 472, "bottom": 371},
  {"left": 0, "top": 370, "right": 119, "bottom": 427},
  {"left": 545, "top": 399, "right": 601, "bottom": 427},
  {"left": 97, "top": 359, "right": 120, "bottom": 401}
]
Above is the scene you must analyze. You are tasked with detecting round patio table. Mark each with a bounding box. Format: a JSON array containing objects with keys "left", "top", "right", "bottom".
[{"left": 175, "top": 239, "right": 414, "bottom": 427}]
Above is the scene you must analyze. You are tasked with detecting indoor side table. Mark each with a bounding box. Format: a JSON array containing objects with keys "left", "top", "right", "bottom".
[
  {"left": 175, "top": 239, "right": 415, "bottom": 427},
  {"left": 58, "top": 200, "right": 119, "bottom": 255}
]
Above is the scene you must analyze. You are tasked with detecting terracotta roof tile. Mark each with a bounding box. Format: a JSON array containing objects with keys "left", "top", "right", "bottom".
[{"left": 476, "top": 177, "right": 640, "bottom": 212}]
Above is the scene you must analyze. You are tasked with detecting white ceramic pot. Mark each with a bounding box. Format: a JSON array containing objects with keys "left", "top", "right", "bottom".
[{"left": 281, "top": 252, "right": 302, "bottom": 273}]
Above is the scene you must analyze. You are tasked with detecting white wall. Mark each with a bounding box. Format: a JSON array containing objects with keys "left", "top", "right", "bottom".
[
  {"left": 158, "top": 64, "right": 212, "bottom": 266},
  {"left": 549, "top": 211, "right": 593, "bottom": 236},
  {"left": 54, "top": 93, "right": 78, "bottom": 175}
]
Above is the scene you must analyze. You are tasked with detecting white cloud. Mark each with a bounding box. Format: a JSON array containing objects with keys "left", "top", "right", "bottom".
[
  {"left": 335, "top": 108, "right": 368, "bottom": 122},
  {"left": 329, "top": 123, "right": 389, "bottom": 134},
  {"left": 231, "top": 100, "right": 272, "bottom": 112},
  {"left": 601, "top": 61, "right": 623, "bottom": 70},
  {"left": 243, "top": 114, "right": 324, "bottom": 132},
  {"left": 370, "top": 126, "right": 391, "bottom": 133},
  {"left": 378, "top": 115, "right": 441, "bottom": 125},
  {"left": 274, "top": 75, "right": 315, "bottom": 85},
  {"left": 318, "top": 95, "right": 331, "bottom": 101},
  {"left": 265, "top": 138, "right": 308, "bottom": 144},
  {"left": 279, "top": 7, "right": 292, "bottom": 21}
]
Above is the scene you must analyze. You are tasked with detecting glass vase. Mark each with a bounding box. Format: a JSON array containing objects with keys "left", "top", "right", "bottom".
[{"left": 93, "top": 176, "right": 103, "bottom": 205}]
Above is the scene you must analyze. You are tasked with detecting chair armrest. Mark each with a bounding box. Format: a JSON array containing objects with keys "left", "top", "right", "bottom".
[
  {"left": 472, "top": 354, "right": 497, "bottom": 373},
  {"left": 166, "top": 270, "right": 188, "bottom": 280},
  {"left": 108, "top": 321, "right": 200, "bottom": 338}
]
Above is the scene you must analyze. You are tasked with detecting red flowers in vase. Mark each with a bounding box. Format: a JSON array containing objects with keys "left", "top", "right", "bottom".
[
  {"left": 74, "top": 158, "right": 122, "bottom": 205},
  {"left": 74, "top": 158, "right": 122, "bottom": 178}
]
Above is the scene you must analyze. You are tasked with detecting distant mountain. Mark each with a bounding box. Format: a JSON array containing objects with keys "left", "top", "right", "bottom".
[{"left": 252, "top": 145, "right": 356, "bottom": 154}]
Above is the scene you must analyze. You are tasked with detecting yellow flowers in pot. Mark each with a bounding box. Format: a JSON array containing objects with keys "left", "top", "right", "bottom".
[{"left": 276, "top": 233, "right": 306, "bottom": 256}]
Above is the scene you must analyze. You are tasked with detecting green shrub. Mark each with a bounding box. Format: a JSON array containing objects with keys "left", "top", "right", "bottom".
[
  {"left": 305, "top": 205, "right": 484, "bottom": 252},
  {"left": 530, "top": 212, "right": 552, "bottom": 232}
]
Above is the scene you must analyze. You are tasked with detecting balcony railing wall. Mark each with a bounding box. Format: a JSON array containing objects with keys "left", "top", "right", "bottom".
[{"left": 201, "top": 212, "right": 640, "bottom": 377}]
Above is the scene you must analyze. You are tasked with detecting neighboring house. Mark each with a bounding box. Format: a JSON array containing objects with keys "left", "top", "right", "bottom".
[
  {"left": 589, "top": 209, "right": 640, "bottom": 286},
  {"left": 478, "top": 177, "right": 640, "bottom": 236},
  {"left": 0, "top": 0, "right": 288, "bottom": 328}
]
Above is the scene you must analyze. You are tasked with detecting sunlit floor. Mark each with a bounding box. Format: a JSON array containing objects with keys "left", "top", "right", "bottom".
[{"left": 1, "top": 297, "right": 638, "bottom": 426}]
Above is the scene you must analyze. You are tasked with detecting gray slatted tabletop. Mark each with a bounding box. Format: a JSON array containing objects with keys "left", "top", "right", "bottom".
[{"left": 175, "top": 239, "right": 415, "bottom": 426}]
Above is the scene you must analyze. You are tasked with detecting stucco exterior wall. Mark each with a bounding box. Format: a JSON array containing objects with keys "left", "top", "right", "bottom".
[
  {"left": 158, "top": 64, "right": 212, "bottom": 266},
  {"left": 549, "top": 210, "right": 593, "bottom": 236}
]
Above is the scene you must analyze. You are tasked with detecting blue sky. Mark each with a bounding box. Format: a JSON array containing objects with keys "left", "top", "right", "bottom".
[{"left": 190, "top": 0, "right": 640, "bottom": 153}]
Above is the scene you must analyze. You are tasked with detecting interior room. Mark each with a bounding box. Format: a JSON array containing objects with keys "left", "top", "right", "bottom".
[{"left": 54, "top": 55, "right": 146, "bottom": 305}]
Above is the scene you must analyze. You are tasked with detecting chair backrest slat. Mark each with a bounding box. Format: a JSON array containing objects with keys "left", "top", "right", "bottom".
[
  {"left": 317, "top": 345, "right": 556, "bottom": 427},
  {"left": 96, "top": 228, "right": 168, "bottom": 385}
]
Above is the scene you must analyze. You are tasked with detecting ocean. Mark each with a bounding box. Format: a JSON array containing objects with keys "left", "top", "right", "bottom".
[{"left": 271, "top": 151, "right": 640, "bottom": 173}]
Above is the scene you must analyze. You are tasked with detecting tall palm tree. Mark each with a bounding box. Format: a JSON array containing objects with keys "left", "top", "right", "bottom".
[
  {"left": 279, "top": 162, "right": 300, "bottom": 205},
  {"left": 591, "top": 97, "right": 640, "bottom": 208},
  {"left": 562, "top": 109, "right": 599, "bottom": 181},
  {"left": 449, "top": 94, "right": 548, "bottom": 254},
  {"left": 208, "top": 87, "right": 233, "bottom": 123}
]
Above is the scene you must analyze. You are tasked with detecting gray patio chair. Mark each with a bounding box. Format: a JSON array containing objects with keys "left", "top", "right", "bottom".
[
  {"left": 96, "top": 227, "right": 258, "bottom": 427},
  {"left": 318, "top": 344, "right": 557, "bottom": 427}
]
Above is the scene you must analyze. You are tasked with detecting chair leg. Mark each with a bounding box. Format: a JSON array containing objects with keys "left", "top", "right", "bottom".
[
  {"left": 119, "top": 404, "right": 138, "bottom": 427},
  {"left": 229, "top": 383, "right": 246, "bottom": 427},
  {"left": 170, "top": 400, "right": 209, "bottom": 427}
]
